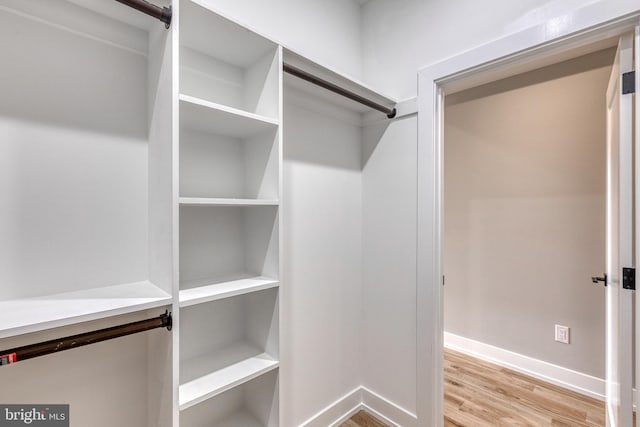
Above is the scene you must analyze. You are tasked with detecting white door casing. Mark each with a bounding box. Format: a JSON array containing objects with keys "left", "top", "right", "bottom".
[
  {"left": 604, "top": 33, "right": 634, "bottom": 427},
  {"left": 635, "top": 23, "right": 640, "bottom": 420}
]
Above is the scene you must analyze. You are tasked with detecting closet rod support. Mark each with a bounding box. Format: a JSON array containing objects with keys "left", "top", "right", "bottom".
[
  {"left": 0, "top": 311, "right": 172, "bottom": 366},
  {"left": 114, "top": 0, "right": 172, "bottom": 28},
  {"left": 283, "top": 63, "right": 397, "bottom": 118}
]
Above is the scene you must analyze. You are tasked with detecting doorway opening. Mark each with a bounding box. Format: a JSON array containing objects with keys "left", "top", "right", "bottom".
[{"left": 441, "top": 40, "right": 632, "bottom": 426}]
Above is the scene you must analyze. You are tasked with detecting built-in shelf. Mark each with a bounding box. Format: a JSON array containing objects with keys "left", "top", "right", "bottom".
[
  {"left": 179, "top": 343, "right": 279, "bottom": 411},
  {"left": 178, "top": 3, "right": 281, "bottom": 425},
  {"left": 283, "top": 49, "right": 397, "bottom": 115},
  {"left": 180, "top": 276, "right": 279, "bottom": 308},
  {"left": 0, "top": 281, "right": 172, "bottom": 339},
  {"left": 180, "top": 95, "right": 279, "bottom": 139},
  {"left": 179, "top": 198, "right": 279, "bottom": 207},
  {"left": 179, "top": 205, "right": 279, "bottom": 285}
]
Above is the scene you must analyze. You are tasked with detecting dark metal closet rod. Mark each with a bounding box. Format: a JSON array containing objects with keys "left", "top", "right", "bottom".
[
  {"left": 0, "top": 312, "right": 172, "bottom": 366},
  {"left": 114, "top": 0, "right": 172, "bottom": 28},
  {"left": 283, "top": 63, "right": 397, "bottom": 119}
]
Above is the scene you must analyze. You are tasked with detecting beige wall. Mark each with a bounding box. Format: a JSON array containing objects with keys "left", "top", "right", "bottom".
[{"left": 444, "top": 48, "right": 615, "bottom": 378}]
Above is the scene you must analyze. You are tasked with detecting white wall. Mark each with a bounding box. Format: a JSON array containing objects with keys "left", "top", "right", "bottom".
[
  {"left": 357, "top": 1, "right": 639, "bottom": 422},
  {"left": 195, "top": 0, "right": 364, "bottom": 80},
  {"left": 282, "top": 94, "right": 363, "bottom": 427},
  {"left": 361, "top": 117, "right": 417, "bottom": 417},
  {"left": 361, "top": 0, "right": 640, "bottom": 100},
  {"left": 444, "top": 49, "right": 612, "bottom": 378}
]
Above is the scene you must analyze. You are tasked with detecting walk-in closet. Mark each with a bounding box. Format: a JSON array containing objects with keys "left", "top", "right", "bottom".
[
  {"left": 4, "top": 1, "right": 637, "bottom": 426},
  {"left": 0, "top": 1, "right": 412, "bottom": 426}
]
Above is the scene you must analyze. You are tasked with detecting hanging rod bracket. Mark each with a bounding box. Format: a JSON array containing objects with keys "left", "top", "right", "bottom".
[
  {"left": 114, "top": 0, "right": 172, "bottom": 28},
  {"left": 161, "top": 310, "right": 173, "bottom": 331},
  {"left": 161, "top": 6, "right": 172, "bottom": 29},
  {"left": 387, "top": 108, "right": 397, "bottom": 119},
  {"left": 0, "top": 311, "right": 173, "bottom": 366}
]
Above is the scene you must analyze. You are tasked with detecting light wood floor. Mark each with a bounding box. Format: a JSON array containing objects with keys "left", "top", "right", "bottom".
[
  {"left": 444, "top": 348, "right": 606, "bottom": 426},
  {"left": 340, "top": 410, "right": 387, "bottom": 427},
  {"left": 343, "top": 349, "right": 619, "bottom": 427}
]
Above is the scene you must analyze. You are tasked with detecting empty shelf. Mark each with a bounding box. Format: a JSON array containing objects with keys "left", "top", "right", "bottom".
[
  {"left": 283, "top": 49, "right": 397, "bottom": 115},
  {"left": 179, "top": 198, "right": 279, "bottom": 207},
  {"left": 180, "top": 95, "right": 279, "bottom": 138},
  {"left": 0, "top": 281, "right": 172, "bottom": 339},
  {"left": 180, "top": 276, "right": 279, "bottom": 308},
  {"left": 179, "top": 343, "right": 279, "bottom": 411}
]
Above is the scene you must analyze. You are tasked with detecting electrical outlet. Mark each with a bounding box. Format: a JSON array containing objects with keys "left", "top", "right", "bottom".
[{"left": 555, "top": 325, "right": 570, "bottom": 344}]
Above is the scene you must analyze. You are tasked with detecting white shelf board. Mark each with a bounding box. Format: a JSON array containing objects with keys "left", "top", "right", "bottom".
[
  {"left": 179, "top": 343, "right": 279, "bottom": 411},
  {"left": 213, "top": 411, "right": 264, "bottom": 427},
  {"left": 180, "top": 276, "right": 279, "bottom": 308},
  {"left": 283, "top": 49, "right": 397, "bottom": 114},
  {"left": 179, "top": 197, "right": 279, "bottom": 207},
  {"left": 180, "top": 95, "right": 279, "bottom": 139},
  {"left": 0, "top": 281, "right": 172, "bottom": 339}
]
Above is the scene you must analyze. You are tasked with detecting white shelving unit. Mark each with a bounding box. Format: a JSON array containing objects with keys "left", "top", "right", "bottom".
[
  {"left": 177, "top": 1, "right": 282, "bottom": 425},
  {"left": 0, "top": 1, "right": 400, "bottom": 426}
]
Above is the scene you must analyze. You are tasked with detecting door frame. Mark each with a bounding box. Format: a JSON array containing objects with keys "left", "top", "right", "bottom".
[{"left": 417, "top": 6, "right": 640, "bottom": 427}]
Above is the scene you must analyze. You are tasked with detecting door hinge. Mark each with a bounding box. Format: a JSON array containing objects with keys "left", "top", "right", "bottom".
[
  {"left": 622, "top": 71, "right": 635, "bottom": 94},
  {"left": 442, "top": 275, "right": 445, "bottom": 286},
  {"left": 622, "top": 267, "right": 635, "bottom": 290}
]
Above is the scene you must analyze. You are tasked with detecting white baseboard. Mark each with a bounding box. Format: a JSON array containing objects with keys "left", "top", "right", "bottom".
[
  {"left": 299, "top": 387, "right": 362, "bottom": 427},
  {"left": 298, "top": 386, "right": 417, "bottom": 427},
  {"left": 361, "top": 387, "right": 418, "bottom": 427},
  {"left": 444, "top": 332, "right": 606, "bottom": 401}
]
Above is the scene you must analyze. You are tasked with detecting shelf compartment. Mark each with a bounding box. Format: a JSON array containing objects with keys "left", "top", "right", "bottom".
[
  {"left": 180, "top": 0, "right": 279, "bottom": 119},
  {"left": 179, "top": 205, "right": 278, "bottom": 285},
  {"left": 180, "top": 370, "right": 278, "bottom": 427},
  {"left": 179, "top": 289, "right": 279, "bottom": 409},
  {"left": 179, "top": 344, "right": 278, "bottom": 410},
  {"left": 180, "top": 95, "right": 278, "bottom": 139},
  {"left": 0, "top": 281, "right": 172, "bottom": 339},
  {"left": 179, "top": 96, "right": 279, "bottom": 200},
  {"left": 180, "top": 276, "right": 279, "bottom": 308},
  {"left": 179, "top": 198, "right": 279, "bottom": 207}
]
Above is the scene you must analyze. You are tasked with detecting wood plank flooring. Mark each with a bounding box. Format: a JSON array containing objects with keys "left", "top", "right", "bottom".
[
  {"left": 340, "top": 410, "right": 387, "bottom": 427},
  {"left": 444, "top": 348, "right": 606, "bottom": 427},
  {"left": 343, "top": 349, "right": 619, "bottom": 427}
]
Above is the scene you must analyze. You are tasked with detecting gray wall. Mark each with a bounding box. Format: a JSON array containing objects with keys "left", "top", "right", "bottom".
[{"left": 443, "top": 48, "right": 615, "bottom": 378}]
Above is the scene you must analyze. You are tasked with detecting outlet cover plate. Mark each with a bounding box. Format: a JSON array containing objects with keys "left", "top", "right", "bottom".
[{"left": 555, "top": 324, "right": 570, "bottom": 344}]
